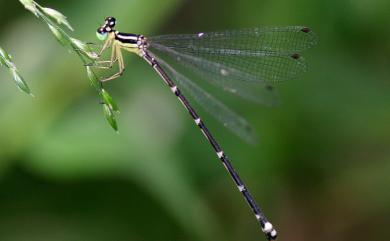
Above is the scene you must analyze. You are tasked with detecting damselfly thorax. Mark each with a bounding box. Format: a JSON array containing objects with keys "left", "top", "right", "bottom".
[{"left": 113, "top": 32, "right": 148, "bottom": 55}]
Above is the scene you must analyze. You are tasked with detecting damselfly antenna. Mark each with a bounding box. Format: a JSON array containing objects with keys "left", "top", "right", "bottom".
[{"left": 90, "top": 16, "right": 317, "bottom": 240}]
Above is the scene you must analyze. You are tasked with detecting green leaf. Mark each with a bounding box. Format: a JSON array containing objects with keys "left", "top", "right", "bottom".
[
  {"left": 1, "top": 46, "right": 32, "bottom": 96},
  {"left": 70, "top": 38, "right": 99, "bottom": 60},
  {"left": 0, "top": 47, "right": 12, "bottom": 65},
  {"left": 103, "top": 104, "right": 118, "bottom": 132},
  {"left": 0, "top": 55, "right": 5, "bottom": 67},
  {"left": 41, "top": 7, "right": 74, "bottom": 31},
  {"left": 48, "top": 24, "right": 70, "bottom": 46},
  {"left": 19, "top": 0, "right": 34, "bottom": 4},
  {"left": 10, "top": 68, "right": 32, "bottom": 96},
  {"left": 86, "top": 66, "right": 100, "bottom": 89},
  {"left": 19, "top": 0, "right": 39, "bottom": 16},
  {"left": 101, "top": 89, "right": 119, "bottom": 112}
]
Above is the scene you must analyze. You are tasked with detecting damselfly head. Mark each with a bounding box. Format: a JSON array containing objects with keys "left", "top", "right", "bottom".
[
  {"left": 96, "top": 17, "right": 117, "bottom": 41},
  {"left": 105, "top": 17, "right": 116, "bottom": 28}
]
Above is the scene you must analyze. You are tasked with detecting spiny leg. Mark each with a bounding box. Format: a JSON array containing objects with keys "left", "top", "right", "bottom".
[
  {"left": 106, "top": 44, "right": 118, "bottom": 68},
  {"left": 85, "top": 42, "right": 103, "bottom": 49},
  {"left": 87, "top": 42, "right": 118, "bottom": 69},
  {"left": 98, "top": 38, "right": 113, "bottom": 56},
  {"left": 87, "top": 43, "right": 122, "bottom": 81},
  {"left": 99, "top": 45, "right": 125, "bottom": 83},
  {"left": 83, "top": 38, "right": 113, "bottom": 67},
  {"left": 88, "top": 58, "right": 118, "bottom": 69}
]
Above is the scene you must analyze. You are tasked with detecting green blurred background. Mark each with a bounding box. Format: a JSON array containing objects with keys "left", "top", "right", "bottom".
[{"left": 1, "top": 0, "right": 389, "bottom": 240}]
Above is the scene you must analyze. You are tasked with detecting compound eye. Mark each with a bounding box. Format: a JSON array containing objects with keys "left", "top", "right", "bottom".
[
  {"left": 105, "top": 16, "right": 116, "bottom": 27},
  {"left": 96, "top": 31, "right": 108, "bottom": 41},
  {"left": 107, "top": 17, "right": 116, "bottom": 28},
  {"left": 97, "top": 27, "right": 105, "bottom": 33}
]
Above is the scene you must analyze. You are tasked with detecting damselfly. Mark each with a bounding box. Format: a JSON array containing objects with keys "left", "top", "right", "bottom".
[{"left": 91, "top": 17, "right": 317, "bottom": 240}]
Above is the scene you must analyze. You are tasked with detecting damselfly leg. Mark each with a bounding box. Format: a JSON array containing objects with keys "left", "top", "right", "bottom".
[{"left": 89, "top": 41, "right": 125, "bottom": 82}]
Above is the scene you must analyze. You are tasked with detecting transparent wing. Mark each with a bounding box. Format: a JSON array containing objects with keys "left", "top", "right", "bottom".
[
  {"left": 149, "top": 26, "right": 317, "bottom": 85},
  {"left": 150, "top": 26, "right": 317, "bottom": 55},
  {"left": 150, "top": 52, "right": 258, "bottom": 144},
  {"left": 149, "top": 46, "right": 280, "bottom": 105}
]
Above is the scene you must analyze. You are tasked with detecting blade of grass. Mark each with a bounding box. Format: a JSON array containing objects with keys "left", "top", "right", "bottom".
[
  {"left": 19, "top": 0, "right": 119, "bottom": 131},
  {"left": 0, "top": 46, "right": 33, "bottom": 96}
]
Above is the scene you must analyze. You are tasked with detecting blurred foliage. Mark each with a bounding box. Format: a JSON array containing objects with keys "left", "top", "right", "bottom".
[{"left": 0, "top": 0, "right": 389, "bottom": 241}]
